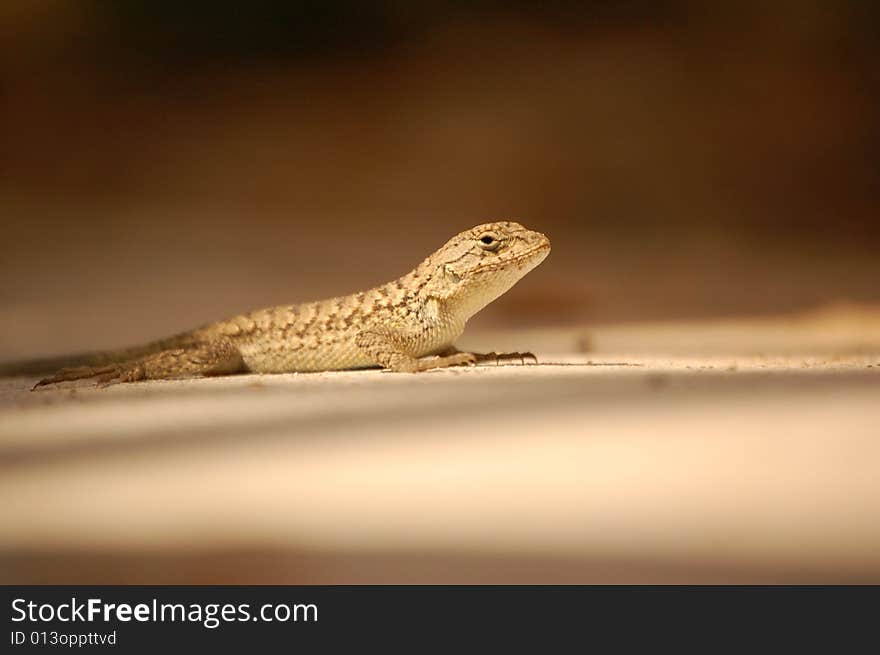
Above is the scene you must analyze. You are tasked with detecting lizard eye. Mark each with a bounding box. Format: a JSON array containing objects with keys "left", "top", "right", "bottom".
[{"left": 477, "top": 233, "right": 501, "bottom": 251}]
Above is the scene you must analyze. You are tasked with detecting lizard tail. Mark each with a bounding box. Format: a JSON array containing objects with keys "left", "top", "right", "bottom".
[{"left": 0, "top": 333, "right": 196, "bottom": 377}]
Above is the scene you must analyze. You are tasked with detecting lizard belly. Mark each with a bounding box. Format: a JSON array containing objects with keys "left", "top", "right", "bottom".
[
  {"left": 232, "top": 303, "right": 466, "bottom": 373},
  {"left": 238, "top": 334, "right": 373, "bottom": 373}
]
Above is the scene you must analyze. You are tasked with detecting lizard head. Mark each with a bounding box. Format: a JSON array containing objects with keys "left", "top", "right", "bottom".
[{"left": 420, "top": 221, "right": 551, "bottom": 319}]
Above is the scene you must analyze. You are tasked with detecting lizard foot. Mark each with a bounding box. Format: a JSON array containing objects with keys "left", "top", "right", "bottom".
[
  {"left": 416, "top": 352, "right": 477, "bottom": 371},
  {"left": 32, "top": 363, "right": 145, "bottom": 390}
]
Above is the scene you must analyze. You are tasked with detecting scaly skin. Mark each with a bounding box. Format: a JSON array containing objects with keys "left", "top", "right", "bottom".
[{"left": 33, "top": 221, "right": 551, "bottom": 387}]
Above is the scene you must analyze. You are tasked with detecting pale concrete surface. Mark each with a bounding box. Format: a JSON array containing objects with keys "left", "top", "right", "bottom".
[{"left": 1, "top": 309, "right": 879, "bottom": 583}]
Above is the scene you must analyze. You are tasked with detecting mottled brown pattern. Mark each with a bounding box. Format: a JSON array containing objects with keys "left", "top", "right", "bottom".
[{"left": 34, "top": 222, "right": 550, "bottom": 387}]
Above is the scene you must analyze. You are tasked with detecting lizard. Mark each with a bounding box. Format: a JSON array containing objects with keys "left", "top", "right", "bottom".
[{"left": 30, "top": 221, "right": 551, "bottom": 389}]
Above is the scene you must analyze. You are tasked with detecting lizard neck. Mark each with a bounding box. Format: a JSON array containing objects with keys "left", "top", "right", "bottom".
[{"left": 404, "top": 266, "right": 482, "bottom": 327}]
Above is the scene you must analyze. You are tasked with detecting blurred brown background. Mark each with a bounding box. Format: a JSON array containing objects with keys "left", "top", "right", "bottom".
[
  {"left": 2, "top": 0, "right": 879, "bottom": 359},
  {"left": 3, "top": 2, "right": 880, "bottom": 586}
]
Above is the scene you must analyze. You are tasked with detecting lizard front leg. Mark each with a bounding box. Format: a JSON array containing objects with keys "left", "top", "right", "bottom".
[
  {"left": 33, "top": 339, "right": 245, "bottom": 388},
  {"left": 355, "top": 330, "right": 476, "bottom": 372}
]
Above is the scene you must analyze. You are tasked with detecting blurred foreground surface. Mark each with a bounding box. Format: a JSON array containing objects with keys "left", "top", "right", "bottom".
[{"left": 2, "top": 307, "right": 879, "bottom": 584}]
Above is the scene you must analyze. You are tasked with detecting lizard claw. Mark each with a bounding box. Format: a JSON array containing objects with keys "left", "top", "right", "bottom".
[{"left": 474, "top": 351, "right": 538, "bottom": 367}]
